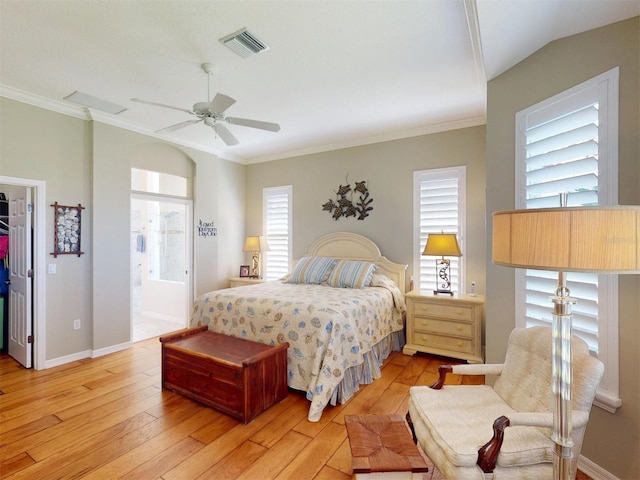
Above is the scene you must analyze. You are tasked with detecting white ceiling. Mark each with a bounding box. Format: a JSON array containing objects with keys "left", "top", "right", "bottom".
[{"left": 1, "top": 0, "right": 638, "bottom": 164}]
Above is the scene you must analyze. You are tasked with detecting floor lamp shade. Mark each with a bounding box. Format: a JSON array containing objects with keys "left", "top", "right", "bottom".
[
  {"left": 493, "top": 206, "right": 640, "bottom": 273},
  {"left": 491, "top": 205, "right": 639, "bottom": 480}
]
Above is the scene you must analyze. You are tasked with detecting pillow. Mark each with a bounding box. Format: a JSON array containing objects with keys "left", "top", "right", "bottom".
[
  {"left": 286, "top": 256, "right": 337, "bottom": 284},
  {"left": 327, "top": 259, "right": 377, "bottom": 288}
]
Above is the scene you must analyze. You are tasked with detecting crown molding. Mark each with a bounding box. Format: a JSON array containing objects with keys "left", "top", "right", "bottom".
[
  {"left": 2, "top": 84, "right": 486, "bottom": 166},
  {"left": 1, "top": 84, "right": 90, "bottom": 120},
  {"left": 246, "top": 115, "right": 487, "bottom": 164},
  {"left": 0, "top": 84, "right": 243, "bottom": 164}
]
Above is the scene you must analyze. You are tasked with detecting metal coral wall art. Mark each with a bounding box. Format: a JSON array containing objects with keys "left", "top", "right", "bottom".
[
  {"left": 51, "top": 202, "right": 84, "bottom": 257},
  {"left": 322, "top": 179, "right": 373, "bottom": 220}
]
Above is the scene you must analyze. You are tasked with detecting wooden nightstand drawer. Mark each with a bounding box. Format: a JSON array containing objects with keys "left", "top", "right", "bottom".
[
  {"left": 413, "top": 332, "right": 474, "bottom": 354},
  {"left": 410, "top": 301, "right": 472, "bottom": 321},
  {"left": 411, "top": 316, "right": 472, "bottom": 338}
]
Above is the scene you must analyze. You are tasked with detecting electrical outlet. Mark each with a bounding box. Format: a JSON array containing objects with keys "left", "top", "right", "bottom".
[{"left": 73, "top": 319, "right": 81, "bottom": 330}]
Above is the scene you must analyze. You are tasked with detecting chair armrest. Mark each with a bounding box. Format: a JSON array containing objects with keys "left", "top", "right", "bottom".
[
  {"left": 430, "top": 363, "right": 504, "bottom": 390},
  {"left": 509, "top": 411, "right": 590, "bottom": 429},
  {"left": 476, "top": 411, "right": 591, "bottom": 473},
  {"left": 477, "top": 416, "right": 510, "bottom": 473}
]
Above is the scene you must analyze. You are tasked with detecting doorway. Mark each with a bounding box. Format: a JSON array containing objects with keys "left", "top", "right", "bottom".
[
  {"left": 0, "top": 176, "right": 46, "bottom": 370},
  {"left": 130, "top": 196, "right": 190, "bottom": 341}
]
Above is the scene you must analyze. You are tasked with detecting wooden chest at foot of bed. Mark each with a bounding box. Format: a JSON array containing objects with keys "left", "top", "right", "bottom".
[{"left": 160, "top": 326, "right": 289, "bottom": 424}]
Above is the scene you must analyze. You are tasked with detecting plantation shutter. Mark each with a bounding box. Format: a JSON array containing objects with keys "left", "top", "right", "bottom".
[
  {"left": 263, "top": 186, "right": 292, "bottom": 281},
  {"left": 515, "top": 68, "right": 620, "bottom": 410},
  {"left": 414, "top": 167, "right": 465, "bottom": 293},
  {"left": 517, "top": 93, "right": 603, "bottom": 353}
]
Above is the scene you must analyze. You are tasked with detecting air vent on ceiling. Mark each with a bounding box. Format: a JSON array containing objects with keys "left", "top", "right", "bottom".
[{"left": 220, "top": 28, "right": 269, "bottom": 58}]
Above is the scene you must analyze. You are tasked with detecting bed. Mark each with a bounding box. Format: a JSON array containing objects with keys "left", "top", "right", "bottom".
[{"left": 190, "top": 232, "right": 408, "bottom": 422}]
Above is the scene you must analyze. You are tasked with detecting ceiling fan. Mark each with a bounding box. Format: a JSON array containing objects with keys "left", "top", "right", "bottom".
[{"left": 131, "top": 63, "right": 280, "bottom": 146}]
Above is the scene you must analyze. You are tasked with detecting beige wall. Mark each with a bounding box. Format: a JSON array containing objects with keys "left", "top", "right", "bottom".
[
  {"left": 486, "top": 17, "right": 639, "bottom": 478},
  {"left": 246, "top": 125, "right": 487, "bottom": 294},
  {"left": 0, "top": 98, "right": 245, "bottom": 360},
  {"left": 1, "top": 98, "right": 93, "bottom": 359}
]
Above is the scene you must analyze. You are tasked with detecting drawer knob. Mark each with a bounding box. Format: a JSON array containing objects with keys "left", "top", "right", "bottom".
[
  {"left": 457, "top": 325, "right": 462, "bottom": 331},
  {"left": 457, "top": 341, "right": 463, "bottom": 346},
  {"left": 420, "top": 306, "right": 428, "bottom": 311},
  {"left": 421, "top": 320, "right": 428, "bottom": 326},
  {"left": 457, "top": 309, "right": 463, "bottom": 315}
]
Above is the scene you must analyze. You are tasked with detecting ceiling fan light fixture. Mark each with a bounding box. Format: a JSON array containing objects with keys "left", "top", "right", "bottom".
[{"left": 220, "top": 28, "right": 269, "bottom": 58}]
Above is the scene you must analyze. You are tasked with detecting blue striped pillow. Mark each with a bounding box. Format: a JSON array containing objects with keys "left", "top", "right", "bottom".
[
  {"left": 327, "top": 260, "right": 377, "bottom": 288},
  {"left": 286, "top": 256, "right": 337, "bottom": 284}
]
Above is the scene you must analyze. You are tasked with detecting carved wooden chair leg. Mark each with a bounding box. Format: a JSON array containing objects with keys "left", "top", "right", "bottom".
[{"left": 406, "top": 411, "right": 418, "bottom": 444}]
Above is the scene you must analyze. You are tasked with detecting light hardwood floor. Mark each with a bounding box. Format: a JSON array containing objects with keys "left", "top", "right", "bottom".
[{"left": 0, "top": 338, "right": 592, "bottom": 480}]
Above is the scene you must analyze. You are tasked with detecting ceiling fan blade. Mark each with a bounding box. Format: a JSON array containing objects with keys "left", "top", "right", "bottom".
[
  {"left": 213, "top": 123, "right": 239, "bottom": 146},
  {"left": 131, "top": 98, "right": 195, "bottom": 116},
  {"left": 225, "top": 117, "right": 281, "bottom": 132},
  {"left": 155, "top": 119, "right": 203, "bottom": 134},
  {"left": 209, "top": 93, "right": 236, "bottom": 114}
]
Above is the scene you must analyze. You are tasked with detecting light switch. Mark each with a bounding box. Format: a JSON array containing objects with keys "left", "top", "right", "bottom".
[{"left": 48, "top": 264, "right": 56, "bottom": 274}]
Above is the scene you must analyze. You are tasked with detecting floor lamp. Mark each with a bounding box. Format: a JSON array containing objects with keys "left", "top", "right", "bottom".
[{"left": 492, "top": 205, "right": 639, "bottom": 480}]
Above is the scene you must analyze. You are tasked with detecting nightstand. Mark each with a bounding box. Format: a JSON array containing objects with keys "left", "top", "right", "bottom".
[
  {"left": 228, "top": 277, "right": 267, "bottom": 288},
  {"left": 403, "top": 290, "right": 485, "bottom": 363}
]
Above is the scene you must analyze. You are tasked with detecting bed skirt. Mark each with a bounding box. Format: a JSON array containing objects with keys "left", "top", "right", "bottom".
[{"left": 323, "top": 329, "right": 405, "bottom": 413}]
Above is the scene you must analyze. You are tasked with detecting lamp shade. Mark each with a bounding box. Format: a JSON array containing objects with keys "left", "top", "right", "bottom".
[
  {"left": 243, "top": 235, "right": 270, "bottom": 253},
  {"left": 492, "top": 206, "right": 640, "bottom": 273},
  {"left": 423, "top": 233, "right": 462, "bottom": 257}
]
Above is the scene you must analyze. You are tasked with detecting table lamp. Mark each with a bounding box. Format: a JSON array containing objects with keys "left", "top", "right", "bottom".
[
  {"left": 422, "top": 232, "right": 462, "bottom": 295},
  {"left": 492, "top": 204, "right": 639, "bottom": 480},
  {"left": 243, "top": 235, "right": 270, "bottom": 278}
]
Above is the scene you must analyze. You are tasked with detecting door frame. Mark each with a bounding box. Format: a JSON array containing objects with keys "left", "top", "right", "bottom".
[{"left": 0, "top": 175, "right": 46, "bottom": 370}]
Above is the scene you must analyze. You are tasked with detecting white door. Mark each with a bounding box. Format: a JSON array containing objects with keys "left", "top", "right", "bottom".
[{"left": 8, "top": 187, "right": 32, "bottom": 367}]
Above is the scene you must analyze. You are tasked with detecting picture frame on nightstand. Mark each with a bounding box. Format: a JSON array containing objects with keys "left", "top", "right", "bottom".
[{"left": 239, "top": 265, "right": 250, "bottom": 277}]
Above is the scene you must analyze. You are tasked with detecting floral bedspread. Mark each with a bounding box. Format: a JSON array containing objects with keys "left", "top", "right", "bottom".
[{"left": 190, "top": 276, "right": 405, "bottom": 421}]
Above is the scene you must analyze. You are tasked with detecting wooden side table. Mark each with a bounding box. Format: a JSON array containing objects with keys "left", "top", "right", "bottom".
[
  {"left": 345, "top": 414, "right": 429, "bottom": 479},
  {"left": 403, "top": 290, "right": 485, "bottom": 363},
  {"left": 228, "top": 277, "right": 267, "bottom": 288}
]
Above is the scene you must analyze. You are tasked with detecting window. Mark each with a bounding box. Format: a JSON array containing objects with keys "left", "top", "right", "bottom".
[
  {"left": 263, "top": 186, "right": 292, "bottom": 281},
  {"left": 131, "top": 168, "right": 187, "bottom": 197},
  {"left": 413, "top": 167, "right": 466, "bottom": 293},
  {"left": 515, "top": 67, "right": 620, "bottom": 411}
]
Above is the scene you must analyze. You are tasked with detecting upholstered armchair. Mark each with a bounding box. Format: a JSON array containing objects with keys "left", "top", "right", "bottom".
[{"left": 406, "top": 327, "right": 604, "bottom": 480}]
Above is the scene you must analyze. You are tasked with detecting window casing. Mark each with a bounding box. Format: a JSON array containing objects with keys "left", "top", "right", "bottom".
[
  {"left": 263, "top": 186, "right": 292, "bottom": 281},
  {"left": 515, "top": 67, "right": 620, "bottom": 412},
  {"left": 413, "top": 166, "right": 466, "bottom": 294}
]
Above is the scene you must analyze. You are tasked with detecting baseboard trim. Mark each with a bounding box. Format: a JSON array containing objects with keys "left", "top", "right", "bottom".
[
  {"left": 45, "top": 350, "right": 92, "bottom": 368},
  {"left": 579, "top": 455, "right": 620, "bottom": 480},
  {"left": 92, "top": 341, "right": 132, "bottom": 359},
  {"left": 43, "top": 341, "right": 132, "bottom": 368}
]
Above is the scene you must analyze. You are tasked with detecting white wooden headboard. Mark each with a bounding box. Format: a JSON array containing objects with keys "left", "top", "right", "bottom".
[{"left": 304, "top": 232, "right": 407, "bottom": 293}]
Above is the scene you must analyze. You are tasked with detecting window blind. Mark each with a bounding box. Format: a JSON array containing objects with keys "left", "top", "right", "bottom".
[
  {"left": 414, "top": 167, "right": 465, "bottom": 293},
  {"left": 515, "top": 67, "right": 620, "bottom": 411},
  {"left": 518, "top": 100, "right": 601, "bottom": 353},
  {"left": 263, "top": 186, "right": 291, "bottom": 281}
]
